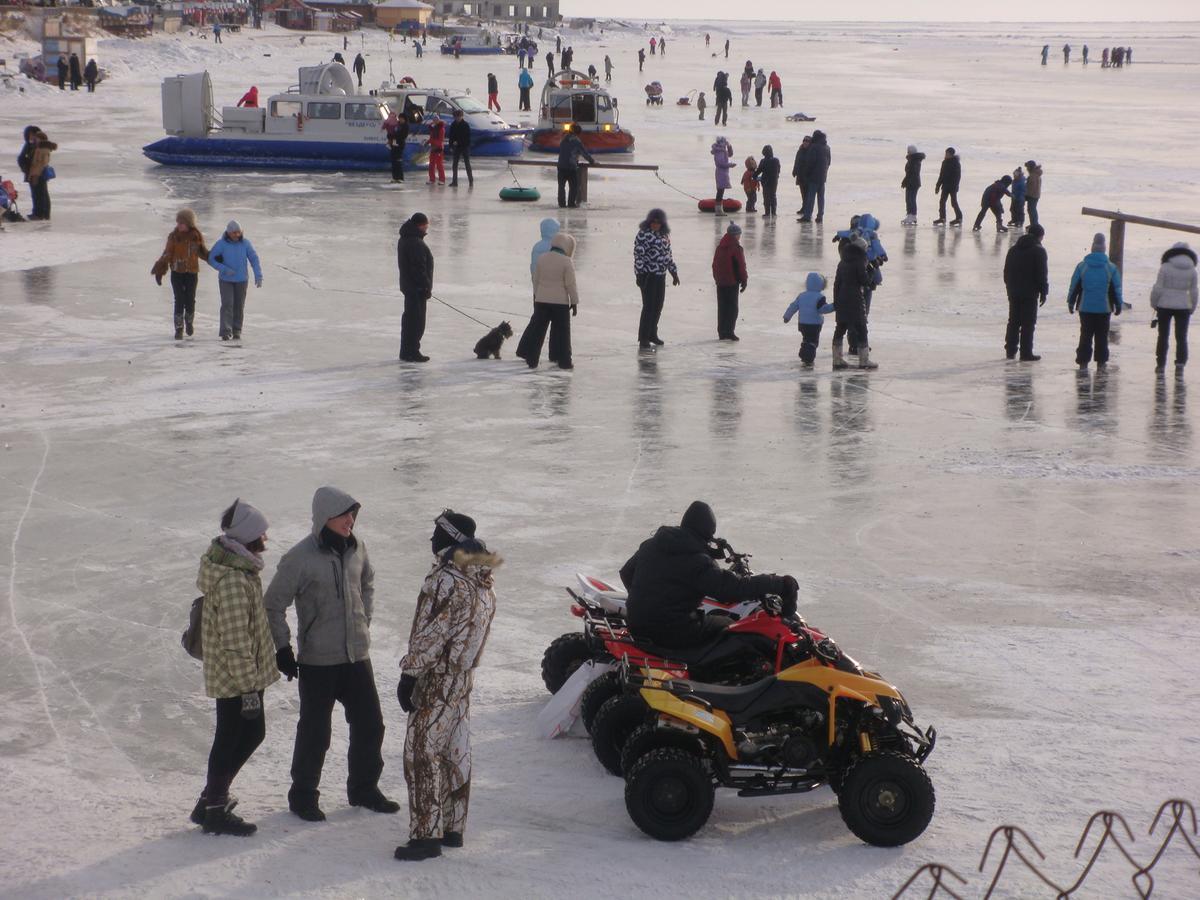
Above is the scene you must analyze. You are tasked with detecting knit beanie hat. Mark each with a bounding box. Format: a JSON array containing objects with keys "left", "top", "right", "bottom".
[
  {"left": 224, "top": 499, "right": 269, "bottom": 545},
  {"left": 726, "top": 222, "right": 742, "bottom": 236},
  {"left": 907, "top": 144, "right": 918, "bottom": 154},
  {"left": 226, "top": 220, "right": 242, "bottom": 234},
  {"left": 433, "top": 509, "right": 476, "bottom": 554},
  {"left": 176, "top": 208, "right": 197, "bottom": 228},
  {"left": 1091, "top": 233, "right": 1106, "bottom": 253}
]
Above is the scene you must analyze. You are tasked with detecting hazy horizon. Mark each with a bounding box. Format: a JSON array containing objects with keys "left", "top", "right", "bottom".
[{"left": 558, "top": 1, "right": 1197, "bottom": 22}]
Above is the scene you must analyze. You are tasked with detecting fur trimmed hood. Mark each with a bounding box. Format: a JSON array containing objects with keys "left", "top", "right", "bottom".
[{"left": 452, "top": 546, "right": 503, "bottom": 571}]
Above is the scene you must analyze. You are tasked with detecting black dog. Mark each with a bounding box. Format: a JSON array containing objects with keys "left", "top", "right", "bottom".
[{"left": 474, "top": 321, "right": 513, "bottom": 359}]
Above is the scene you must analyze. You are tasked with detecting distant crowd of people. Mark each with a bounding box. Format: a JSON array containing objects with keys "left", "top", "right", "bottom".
[{"left": 1043, "top": 43, "right": 1133, "bottom": 67}]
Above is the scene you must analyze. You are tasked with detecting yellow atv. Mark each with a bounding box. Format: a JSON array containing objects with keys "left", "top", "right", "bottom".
[{"left": 619, "top": 635, "right": 936, "bottom": 847}]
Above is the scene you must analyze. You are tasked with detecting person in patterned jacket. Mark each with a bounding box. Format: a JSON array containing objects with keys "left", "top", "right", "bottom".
[
  {"left": 394, "top": 510, "right": 500, "bottom": 861},
  {"left": 633, "top": 208, "right": 681, "bottom": 350},
  {"left": 193, "top": 499, "right": 279, "bottom": 836}
]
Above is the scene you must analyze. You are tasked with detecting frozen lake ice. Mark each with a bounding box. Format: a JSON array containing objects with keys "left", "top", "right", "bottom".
[{"left": 2, "top": 18, "right": 1200, "bottom": 899}]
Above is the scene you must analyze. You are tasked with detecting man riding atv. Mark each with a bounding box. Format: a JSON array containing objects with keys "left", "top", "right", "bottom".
[{"left": 619, "top": 501, "right": 799, "bottom": 649}]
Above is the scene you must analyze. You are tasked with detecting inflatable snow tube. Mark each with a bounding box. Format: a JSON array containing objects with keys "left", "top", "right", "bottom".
[
  {"left": 500, "top": 186, "right": 541, "bottom": 202},
  {"left": 698, "top": 198, "right": 743, "bottom": 213}
]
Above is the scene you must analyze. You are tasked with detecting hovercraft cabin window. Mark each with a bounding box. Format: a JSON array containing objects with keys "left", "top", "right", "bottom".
[
  {"left": 307, "top": 102, "right": 342, "bottom": 120},
  {"left": 345, "top": 103, "right": 383, "bottom": 121},
  {"left": 571, "top": 93, "right": 596, "bottom": 123},
  {"left": 271, "top": 100, "right": 302, "bottom": 118}
]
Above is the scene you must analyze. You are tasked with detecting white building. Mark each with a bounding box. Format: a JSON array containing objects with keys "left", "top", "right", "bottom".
[{"left": 436, "top": 0, "right": 559, "bottom": 21}]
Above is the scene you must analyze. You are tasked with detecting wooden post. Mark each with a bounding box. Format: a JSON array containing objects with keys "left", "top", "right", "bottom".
[
  {"left": 1108, "top": 219, "right": 1125, "bottom": 274},
  {"left": 579, "top": 164, "right": 588, "bottom": 203}
]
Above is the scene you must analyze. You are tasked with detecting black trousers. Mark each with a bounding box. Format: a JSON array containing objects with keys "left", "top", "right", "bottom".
[
  {"left": 30, "top": 179, "right": 50, "bottom": 220},
  {"left": 519, "top": 86, "right": 531, "bottom": 110},
  {"left": 289, "top": 660, "right": 385, "bottom": 805},
  {"left": 637, "top": 273, "right": 667, "bottom": 343},
  {"left": 205, "top": 692, "right": 265, "bottom": 804},
  {"left": 938, "top": 189, "right": 962, "bottom": 221},
  {"left": 1026, "top": 197, "right": 1040, "bottom": 227},
  {"left": 798, "top": 323, "right": 823, "bottom": 363},
  {"left": 754, "top": 87, "right": 763, "bottom": 106},
  {"left": 400, "top": 291, "right": 428, "bottom": 358},
  {"left": 973, "top": 201, "right": 1004, "bottom": 230},
  {"left": 389, "top": 144, "right": 405, "bottom": 181},
  {"left": 171, "top": 272, "right": 198, "bottom": 329},
  {"left": 557, "top": 167, "right": 579, "bottom": 208},
  {"left": 833, "top": 313, "right": 868, "bottom": 354},
  {"left": 1005, "top": 294, "right": 1039, "bottom": 358},
  {"left": 761, "top": 180, "right": 778, "bottom": 216},
  {"left": 519, "top": 302, "right": 572, "bottom": 367},
  {"left": 1076, "top": 312, "right": 1111, "bottom": 365},
  {"left": 904, "top": 186, "right": 918, "bottom": 216},
  {"left": 716, "top": 285, "right": 739, "bottom": 338},
  {"left": 451, "top": 147, "right": 473, "bottom": 184},
  {"left": 714, "top": 103, "right": 728, "bottom": 126},
  {"left": 1156, "top": 308, "right": 1190, "bottom": 366},
  {"left": 1009, "top": 197, "right": 1025, "bottom": 226}
]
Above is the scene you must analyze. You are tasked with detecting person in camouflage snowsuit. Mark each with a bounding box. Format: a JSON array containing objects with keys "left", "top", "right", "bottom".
[{"left": 394, "top": 510, "right": 499, "bottom": 861}]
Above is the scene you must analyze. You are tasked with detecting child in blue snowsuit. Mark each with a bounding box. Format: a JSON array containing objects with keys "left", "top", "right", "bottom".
[
  {"left": 783, "top": 272, "right": 834, "bottom": 367},
  {"left": 1008, "top": 168, "right": 1027, "bottom": 228}
]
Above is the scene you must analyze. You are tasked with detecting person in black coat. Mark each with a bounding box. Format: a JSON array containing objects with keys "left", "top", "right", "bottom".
[
  {"left": 84, "top": 59, "right": 98, "bottom": 92},
  {"left": 933, "top": 147, "right": 963, "bottom": 225},
  {"left": 791, "top": 134, "right": 811, "bottom": 215},
  {"left": 397, "top": 213, "right": 434, "bottom": 362},
  {"left": 900, "top": 145, "right": 925, "bottom": 224},
  {"left": 620, "top": 501, "right": 797, "bottom": 649},
  {"left": 56, "top": 56, "right": 68, "bottom": 90},
  {"left": 69, "top": 53, "right": 82, "bottom": 91},
  {"left": 556, "top": 124, "right": 595, "bottom": 209},
  {"left": 799, "top": 130, "right": 830, "bottom": 222},
  {"left": 447, "top": 109, "right": 473, "bottom": 187},
  {"left": 972, "top": 175, "right": 1012, "bottom": 232},
  {"left": 352, "top": 53, "right": 366, "bottom": 88},
  {"left": 832, "top": 236, "right": 877, "bottom": 369},
  {"left": 754, "top": 144, "right": 781, "bottom": 218},
  {"left": 1002, "top": 224, "right": 1048, "bottom": 360}
]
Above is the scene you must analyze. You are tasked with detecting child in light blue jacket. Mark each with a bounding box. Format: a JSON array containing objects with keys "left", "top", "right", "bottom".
[{"left": 783, "top": 272, "right": 833, "bottom": 367}]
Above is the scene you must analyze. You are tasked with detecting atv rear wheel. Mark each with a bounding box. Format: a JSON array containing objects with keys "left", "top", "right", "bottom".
[
  {"left": 838, "top": 751, "right": 935, "bottom": 847},
  {"left": 591, "top": 694, "right": 651, "bottom": 776},
  {"left": 625, "top": 747, "right": 715, "bottom": 841},
  {"left": 579, "top": 671, "right": 621, "bottom": 735},
  {"left": 620, "top": 723, "right": 705, "bottom": 776},
  {"left": 541, "top": 632, "right": 592, "bottom": 694}
]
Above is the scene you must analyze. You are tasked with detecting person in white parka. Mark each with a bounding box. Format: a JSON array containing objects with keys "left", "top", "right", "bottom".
[{"left": 1150, "top": 242, "right": 1199, "bottom": 374}]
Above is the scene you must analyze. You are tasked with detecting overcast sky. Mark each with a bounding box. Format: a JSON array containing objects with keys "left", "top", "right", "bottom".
[{"left": 560, "top": 1, "right": 1196, "bottom": 21}]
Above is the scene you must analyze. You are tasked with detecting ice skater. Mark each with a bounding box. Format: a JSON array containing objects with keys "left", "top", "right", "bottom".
[
  {"left": 783, "top": 272, "right": 834, "bottom": 368},
  {"left": 972, "top": 175, "right": 1012, "bottom": 233},
  {"left": 900, "top": 144, "right": 925, "bottom": 225},
  {"left": 397, "top": 213, "right": 434, "bottom": 362},
  {"left": 633, "top": 208, "right": 680, "bottom": 350},
  {"left": 395, "top": 511, "right": 499, "bottom": 861},
  {"left": 206, "top": 220, "right": 262, "bottom": 341},
  {"left": 1007, "top": 166, "right": 1027, "bottom": 228},
  {"left": 192, "top": 499, "right": 277, "bottom": 836},
  {"left": 1068, "top": 233, "right": 1123, "bottom": 370},
  {"left": 1149, "top": 242, "right": 1198, "bottom": 374},
  {"left": 711, "top": 222, "right": 747, "bottom": 340},
  {"left": 152, "top": 208, "right": 209, "bottom": 341},
  {"left": 932, "top": 147, "right": 962, "bottom": 225},
  {"left": 1002, "top": 224, "right": 1048, "bottom": 361}
]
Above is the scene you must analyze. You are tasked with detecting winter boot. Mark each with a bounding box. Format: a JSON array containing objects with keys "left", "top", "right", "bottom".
[
  {"left": 185, "top": 318, "right": 194, "bottom": 337},
  {"left": 714, "top": 204, "right": 726, "bottom": 217},
  {"left": 442, "top": 831, "right": 464, "bottom": 848},
  {"left": 348, "top": 790, "right": 401, "bottom": 814},
  {"left": 858, "top": 346, "right": 879, "bottom": 370},
  {"left": 175, "top": 327, "right": 184, "bottom": 341},
  {"left": 191, "top": 793, "right": 238, "bottom": 825},
  {"left": 394, "top": 838, "right": 443, "bottom": 861},
  {"left": 289, "top": 800, "right": 327, "bottom": 822},
  {"left": 832, "top": 343, "right": 849, "bottom": 370},
  {"left": 203, "top": 801, "right": 256, "bottom": 837}
]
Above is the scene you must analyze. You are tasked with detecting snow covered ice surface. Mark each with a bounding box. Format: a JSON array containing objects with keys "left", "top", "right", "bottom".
[{"left": 3, "top": 18, "right": 1200, "bottom": 900}]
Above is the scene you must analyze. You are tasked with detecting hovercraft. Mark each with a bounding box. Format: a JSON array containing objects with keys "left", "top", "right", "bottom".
[
  {"left": 375, "top": 82, "right": 528, "bottom": 158},
  {"left": 528, "top": 69, "right": 634, "bottom": 154}
]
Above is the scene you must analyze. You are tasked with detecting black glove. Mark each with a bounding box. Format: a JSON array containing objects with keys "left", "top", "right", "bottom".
[
  {"left": 1067, "top": 301, "right": 1076, "bottom": 314},
  {"left": 739, "top": 282, "right": 747, "bottom": 294},
  {"left": 671, "top": 272, "right": 681, "bottom": 287},
  {"left": 571, "top": 304, "right": 578, "bottom": 317},
  {"left": 1150, "top": 318, "right": 1159, "bottom": 330},
  {"left": 1038, "top": 294, "right": 1046, "bottom": 307},
  {"left": 276, "top": 646, "right": 298, "bottom": 681},
  {"left": 1112, "top": 303, "right": 1122, "bottom": 317},
  {"left": 778, "top": 575, "right": 799, "bottom": 618},
  {"left": 240, "top": 692, "right": 262, "bottom": 720},
  {"left": 635, "top": 272, "right": 646, "bottom": 288},
  {"left": 154, "top": 273, "right": 163, "bottom": 286},
  {"left": 397, "top": 674, "right": 418, "bottom": 713}
]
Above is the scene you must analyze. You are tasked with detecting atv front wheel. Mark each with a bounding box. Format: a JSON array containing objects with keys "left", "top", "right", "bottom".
[
  {"left": 592, "top": 694, "right": 651, "bottom": 776},
  {"left": 579, "top": 671, "right": 621, "bottom": 735},
  {"left": 625, "top": 747, "right": 715, "bottom": 841},
  {"left": 838, "top": 751, "right": 935, "bottom": 847},
  {"left": 541, "top": 632, "right": 592, "bottom": 694}
]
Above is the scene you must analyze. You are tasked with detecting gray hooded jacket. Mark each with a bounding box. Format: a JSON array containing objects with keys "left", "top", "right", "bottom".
[{"left": 264, "top": 486, "right": 375, "bottom": 665}]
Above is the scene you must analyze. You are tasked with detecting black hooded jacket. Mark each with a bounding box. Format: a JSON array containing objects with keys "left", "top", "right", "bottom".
[
  {"left": 807, "top": 131, "right": 831, "bottom": 184},
  {"left": 833, "top": 240, "right": 872, "bottom": 323},
  {"left": 620, "top": 526, "right": 781, "bottom": 642},
  {"left": 901, "top": 152, "right": 926, "bottom": 189},
  {"left": 1003, "top": 234, "right": 1049, "bottom": 300},
  {"left": 754, "top": 147, "right": 780, "bottom": 186},
  {"left": 397, "top": 219, "right": 434, "bottom": 298},
  {"left": 935, "top": 155, "right": 961, "bottom": 193}
]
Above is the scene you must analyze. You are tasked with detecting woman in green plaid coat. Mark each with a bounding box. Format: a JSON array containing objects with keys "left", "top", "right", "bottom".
[{"left": 191, "top": 499, "right": 279, "bottom": 836}]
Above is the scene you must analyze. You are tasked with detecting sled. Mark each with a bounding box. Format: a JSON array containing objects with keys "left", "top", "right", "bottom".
[
  {"left": 786, "top": 113, "right": 817, "bottom": 122},
  {"left": 698, "top": 198, "right": 743, "bottom": 213},
  {"left": 535, "top": 660, "right": 615, "bottom": 739},
  {"left": 500, "top": 186, "right": 540, "bottom": 201}
]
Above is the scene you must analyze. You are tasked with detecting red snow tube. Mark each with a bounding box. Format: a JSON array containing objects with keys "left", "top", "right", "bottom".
[{"left": 698, "top": 198, "right": 743, "bottom": 213}]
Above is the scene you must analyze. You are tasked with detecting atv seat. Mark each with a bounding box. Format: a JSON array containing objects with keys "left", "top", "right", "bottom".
[{"left": 675, "top": 676, "right": 778, "bottom": 715}]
